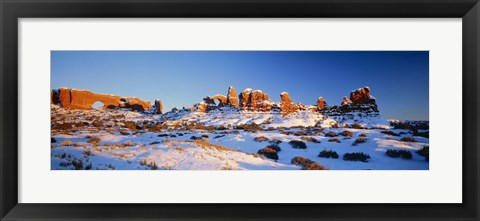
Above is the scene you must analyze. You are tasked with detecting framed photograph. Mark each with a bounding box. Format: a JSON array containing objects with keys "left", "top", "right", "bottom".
[{"left": 1, "top": 0, "right": 479, "bottom": 220}]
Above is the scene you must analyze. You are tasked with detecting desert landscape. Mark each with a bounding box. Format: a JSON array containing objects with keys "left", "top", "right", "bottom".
[{"left": 50, "top": 85, "right": 429, "bottom": 170}]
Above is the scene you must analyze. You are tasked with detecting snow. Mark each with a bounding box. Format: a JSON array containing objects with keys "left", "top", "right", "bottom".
[{"left": 51, "top": 107, "right": 428, "bottom": 170}]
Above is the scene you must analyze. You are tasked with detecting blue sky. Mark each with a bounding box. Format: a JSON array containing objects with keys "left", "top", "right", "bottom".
[{"left": 51, "top": 51, "right": 429, "bottom": 120}]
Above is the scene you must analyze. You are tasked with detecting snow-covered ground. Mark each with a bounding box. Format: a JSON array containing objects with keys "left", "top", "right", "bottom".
[{"left": 51, "top": 106, "right": 429, "bottom": 170}]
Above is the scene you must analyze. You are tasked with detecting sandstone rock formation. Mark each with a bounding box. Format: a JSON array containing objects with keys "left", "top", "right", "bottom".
[
  {"left": 211, "top": 94, "right": 227, "bottom": 106},
  {"left": 280, "top": 92, "right": 299, "bottom": 116},
  {"left": 335, "top": 86, "right": 379, "bottom": 114},
  {"left": 239, "top": 88, "right": 274, "bottom": 112},
  {"left": 154, "top": 99, "right": 163, "bottom": 114},
  {"left": 350, "top": 86, "right": 376, "bottom": 105},
  {"left": 341, "top": 96, "right": 353, "bottom": 106},
  {"left": 195, "top": 96, "right": 219, "bottom": 113},
  {"left": 317, "top": 97, "right": 327, "bottom": 110},
  {"left": 226, "top": 86, "right": 239, "bottom": 108},
  {"left": 58, "top": 87, "right": 72, "bottom": 108},
  {"left": 51, "top": 88, "right": 152, "bottom": 112}
]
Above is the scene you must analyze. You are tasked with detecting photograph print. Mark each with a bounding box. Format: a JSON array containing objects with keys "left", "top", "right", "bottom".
[{"left": 50, "top": 51, "right": 429, "bottom": 170}]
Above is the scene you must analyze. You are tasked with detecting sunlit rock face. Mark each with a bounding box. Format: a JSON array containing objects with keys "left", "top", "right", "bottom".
[
  {"left": 322, "top": 86, "right": 379, "bottom": 116},
  {"left": 280, "top": 92, "right": 299, "bottom": 116},
  {"left": 51, "top": 87, "right": 152, "bottom": 112},
  {"left": 226, "top": 86, "right": 239, "bottom": 108},
  {"left": 317, "top": 97, "right": 327, "bottom": 111},
  {"left": 239, "top": 89, "right": 274, "bottom": 112}
]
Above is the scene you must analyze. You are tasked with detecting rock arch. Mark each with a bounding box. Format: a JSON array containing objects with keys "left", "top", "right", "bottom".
[
  {"left": 51, "top": 88, "right": 152, "bottom": 112},
  {"left": 211, "top": 94, "right": 227, "bottom": 106}
]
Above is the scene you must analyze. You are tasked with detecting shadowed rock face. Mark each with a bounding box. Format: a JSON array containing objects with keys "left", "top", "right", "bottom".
[
  {"left": 226, "top": 86, "right": 239, "bottom": 108},
  {"left": 280, "top": 92, "right": 299, "bottom": 116},
  {"left": 51, "top": 88, "right": 152, "bottom": 112},
  {"left": 154, "top": 99, "right": 163, "bottom": 114},
  {"left": 239, "top": 89, "right": 273, "bottom": 112}
]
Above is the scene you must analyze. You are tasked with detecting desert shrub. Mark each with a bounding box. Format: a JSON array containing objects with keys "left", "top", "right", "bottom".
[
  {"left": 300, "top": 136, "right": 321, "bottom": 143},
  {"left": 279, "top": 130, "right": 292, "bottom": 135},
  {"left": 192, "top": 139, "right": 233, "bottom": 152},
  {"left": 149, "top": 141, "right": 161, "bottom": 145},
  {"left": 294, "top": 130, "right": 309, "bottom": 136},
  {"left": 201, "top": 134, "right": 209, "bottom": 138},
  {"left": 215, "top": 125, "right": 228, "bottom": 130},
  {"left": 150, "top": 161, "right": 158, "bottom": 170},
  {"left": 318, "top": 150, "right": 339, "bottom": 159},
  {"left": 392, "top": 121, "right": 429, "bottom": 130},
  {"left": 87, "top": 137, "right": 101, "bottom": 144},
  {"left": 328, "top": 138, "right": 341, "bottom": 143},
  {"left": 257, "top": 147, "right": 279, "bottom": 160},
  {"left": 124, "top": 121, "right": 137, "bottom": 130},
  {"left": 290, "top": 156, "right": 328, "bottom": 170},
  {"left": 343, "top": 152, "right": 371, "bottom": 162},
  {"left": 412, "top": 130, "right": 429, "bottom": 138},
  {"left": 254, "top": 136, "right": 269, "bottom": 142},
  {"left": 400, "top": 137, "right": 417, "bottom": 142},
  {"left": 51, "top": 137, "right": 57, "bottom": 143},
  {"left": 84, "top": 149, "right": 93, "bottom": 157},
  {"left": 158, "top": 134, "right": 169, "bottom": 137},
  {"left": 339, "top": 130, "right": 353, "bottom": 137},
  {"left": 352, "top": 137, "right": 368, "bottom": 146},
  {"left": 120, "top": 140, "right": 134, "bottom": 147},
  {"left": 265, "top": 143, "right": 281, "bottom": 152},
  {"left": 59, "top": 140, "right": 73, "bottom": 146},
  {"left": 381, "top": 131, "right": 400, "bottom": 136},
  {"left": 52, "top": 122, "right": 74, "bottom": 131},
  {"left": 386, "top": 149, "right": 412, "bottom": 159},
  {"left": 235, "top": 123, "right": 262, "bottom": 131},
  {"left": 416, "top": 146, "right": 429, "bottom": 161},
  {"left": 269, "top": 139, "right": 282, "bottom": 145},
  {"left": 350, "top": 123, "right": 366, "bottom": 129},
  {"left": 358, "top": 133, "right": 367, "bottom": 137},
  {"left": 190, "top": 136, "right": 202, "bottom": 140},
  {"left": 325, "top": 131, "right": 338, "bottom": 137},
  {"left": 71, "top": 158, "right": 83, "bottom": 170},
  {"left": 85, "top": 163, "right": 92, "bottom": 170},
  {"left": 170, "top": 134, "right": 177, "bottom": 137},
  {"left": 213, "top": 135, "right": 226, "bottom": 139},
  {"left": 120, "top": 130, "right": 130, "bottom": 135},
  {"left": 288, "top": 140, "right": 307, "bottom": 149},
  {"left": 146, "top": 124, "right": 162, "bottom": 132},
  {"left": 92, "top": 120, "right": 104, "bottom": 128},
  {"left": 310, "top": 128, "right": 324, "bottom": 135}
]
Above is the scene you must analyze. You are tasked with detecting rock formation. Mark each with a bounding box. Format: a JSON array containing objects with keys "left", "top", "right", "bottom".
[
  {"left": 58, "top": 87, "right": 72, "bottom": 108},
  {"left": 341, "top": 96, "right": 353, "bottom": 106},
  {"left": 335, "top": 86, "right": 379, "bottom": 114},
  {"left": 239, "top": 89, "right": 274, "bottom": 112},
  {"left": 317, "top": 97, "right": 327, "bottom": 110},
  {"left": 226, "top": 86, "right": 239, "bottom": 108},
  {"left": 280, "top": 92, "right": 299, "bottom": 115},
  {"left": 350, "top": 86, "right": 376, "bottom": 105},
  {"left": 154, "top": 99, "right": 163, "bottom": 114},
  {"left": 195, "top": 96, "right": 219, "bottom": 113},
  {"left": 51, "top": 88, "right": 152, "bottom": 112},
  {"left": 211, "top": 94, "right": 227, "bottom": 106}
]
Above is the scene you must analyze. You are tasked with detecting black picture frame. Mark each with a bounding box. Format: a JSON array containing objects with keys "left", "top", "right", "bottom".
[{"left": 1, "top": 0, "right": 479, "bottom": 220}]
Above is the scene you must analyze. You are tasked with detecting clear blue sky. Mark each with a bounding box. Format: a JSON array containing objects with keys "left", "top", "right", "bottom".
[{"left": 51, "top": 51, "right": 429, "bottom": 120}]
